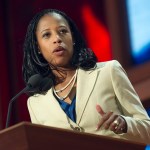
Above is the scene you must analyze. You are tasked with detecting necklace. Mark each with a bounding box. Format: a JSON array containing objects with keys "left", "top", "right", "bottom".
[
  {"left": 53, "top": 69, "right": 78, "bottom": 100},
  {"left": 55, "top": 70, "right": 78, "bottom": 93}
]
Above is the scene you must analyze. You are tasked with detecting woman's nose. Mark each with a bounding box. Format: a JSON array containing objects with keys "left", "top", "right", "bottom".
[{"left": 53, "top": 35, "right": 62, "bottom": 44}]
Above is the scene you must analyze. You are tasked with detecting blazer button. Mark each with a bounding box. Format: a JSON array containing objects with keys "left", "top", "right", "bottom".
[{"left": 74, "top": 127, "right": 80, "bottom": 131}]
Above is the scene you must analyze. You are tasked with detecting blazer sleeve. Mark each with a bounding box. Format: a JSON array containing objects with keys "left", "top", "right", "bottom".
[
  {"left": 27, "top": 97, "right": 40, "bottom": 124},
  {"left": 110, "top": 60, "right": 150, "bottom": 143}
]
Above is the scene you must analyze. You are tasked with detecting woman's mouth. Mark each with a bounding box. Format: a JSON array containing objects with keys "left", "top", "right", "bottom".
[{"left": 53, "top": 46, "right": 66, "bottom": 56}]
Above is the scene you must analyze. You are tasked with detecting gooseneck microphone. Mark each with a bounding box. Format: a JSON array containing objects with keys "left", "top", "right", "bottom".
[{"left": 5, "top": 74, "right": 49, "bottom": 128}]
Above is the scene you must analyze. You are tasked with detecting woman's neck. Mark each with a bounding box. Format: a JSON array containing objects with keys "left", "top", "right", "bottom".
[{"left": 52, "top": 67, "right": 76, "bottom": 85}]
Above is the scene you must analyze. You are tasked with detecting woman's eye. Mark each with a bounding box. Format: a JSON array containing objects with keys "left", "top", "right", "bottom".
[
  {"left": 42, "top": 32, "right": 50, "bottom": 38},
  {"left": 59, "top": 29, "right": 68, "bottom": 34}
]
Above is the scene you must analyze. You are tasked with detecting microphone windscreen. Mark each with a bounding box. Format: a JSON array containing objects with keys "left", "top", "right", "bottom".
[
  {"left": 27, "top": 74, "right": 43, "bottom": 88},
  {"left": 39, "top": 77, "right": 53, "bottom": 91}
]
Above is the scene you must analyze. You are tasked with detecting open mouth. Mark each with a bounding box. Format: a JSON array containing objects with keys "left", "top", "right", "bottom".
[
  {"left": 53, "top": 46, "right": 66, "bottom": 55},
  {"left": 53, "top": 46, "right": 65, "bottom": 52}
]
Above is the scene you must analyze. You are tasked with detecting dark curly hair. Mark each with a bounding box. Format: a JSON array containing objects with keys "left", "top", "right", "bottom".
[{"left": 22, "top": 9, "right": 97, "bottom": 93}]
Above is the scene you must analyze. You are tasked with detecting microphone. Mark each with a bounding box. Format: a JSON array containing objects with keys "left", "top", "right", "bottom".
[
  {"left": 5, "top": 74, "right": 44, "bottom": 128},
  {"left": 39, "top": 76, "right": 53, "bottom": 92}
]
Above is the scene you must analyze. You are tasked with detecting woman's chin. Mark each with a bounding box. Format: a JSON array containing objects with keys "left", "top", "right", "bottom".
[
  {"left": 52, "top": 62, "right": 71, "bottom": 69},
  {"left": 48, "top": 58, "right": 73, "bottom": 69}
]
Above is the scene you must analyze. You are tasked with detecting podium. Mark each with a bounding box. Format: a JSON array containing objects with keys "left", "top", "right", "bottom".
[{"left": 0, "top": 122, "right": 146, "bottom": 150}]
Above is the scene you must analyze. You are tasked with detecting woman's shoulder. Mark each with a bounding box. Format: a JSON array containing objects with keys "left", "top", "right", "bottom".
[
  {"left": 96, "top": 60, "right": 121, "bottom": 69},
  {"left": 27, "top": 94, "right": 41, "bottom": 106},
  {"left": 27, "top": 89, "right": 51, "bottom": 103}
]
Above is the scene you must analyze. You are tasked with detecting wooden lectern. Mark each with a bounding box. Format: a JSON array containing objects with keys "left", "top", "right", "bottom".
[{"left": 0, "top": 122, "right": 146, "bottom": 150}]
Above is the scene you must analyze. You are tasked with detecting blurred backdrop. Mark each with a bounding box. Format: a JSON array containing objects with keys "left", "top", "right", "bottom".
[{"left": 0, "top": 0, "right": 150, "bottom": 129}]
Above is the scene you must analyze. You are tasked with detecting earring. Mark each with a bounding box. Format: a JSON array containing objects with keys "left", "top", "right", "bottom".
[
  {"left": 37, "top": 45, "right": 41, "bottom": 54},
  {"left": 73, "top": 42, "right": 75, "bottom": 46}
]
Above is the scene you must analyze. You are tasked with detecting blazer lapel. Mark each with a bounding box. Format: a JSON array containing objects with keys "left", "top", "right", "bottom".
[
  {"left": 43, "top": 89, "right": 69, "bottom": 121},
  {"left": 46, "top": 89, "right": 78, "bottom": 126},
  {"left": 76, "top": 68, "right": 99, "bottom": 124}
]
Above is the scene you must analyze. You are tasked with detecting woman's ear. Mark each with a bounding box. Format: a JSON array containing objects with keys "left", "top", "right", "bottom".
[{"left": 37, "top": 43, "right": 41, "bottom": 54}]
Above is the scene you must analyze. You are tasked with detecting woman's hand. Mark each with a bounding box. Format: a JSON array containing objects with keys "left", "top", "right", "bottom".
[{"left": 96, "top": 104, "right": 127, "bottom": 134}]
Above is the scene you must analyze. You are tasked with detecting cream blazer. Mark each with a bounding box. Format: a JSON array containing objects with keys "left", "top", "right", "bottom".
[{"left": 27, "top": 60, "right": 150, "bottom": 144}]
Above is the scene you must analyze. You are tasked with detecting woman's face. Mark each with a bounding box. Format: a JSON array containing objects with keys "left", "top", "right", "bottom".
[{"left": 36, "top": 13, "right": 74, "bottom": 68}]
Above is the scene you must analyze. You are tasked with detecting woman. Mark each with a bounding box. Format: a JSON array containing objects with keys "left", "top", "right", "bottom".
[{"left": 22, "top": 9, "right": 150, "bottom": 144}]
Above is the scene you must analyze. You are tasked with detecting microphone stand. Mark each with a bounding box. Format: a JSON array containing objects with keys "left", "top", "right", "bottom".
[
  {"left": 5, "top": 74, "right": 52, "bottom": 128},
  {"left": 5, "top": 86, "right": 30, "bottom": 128}
]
